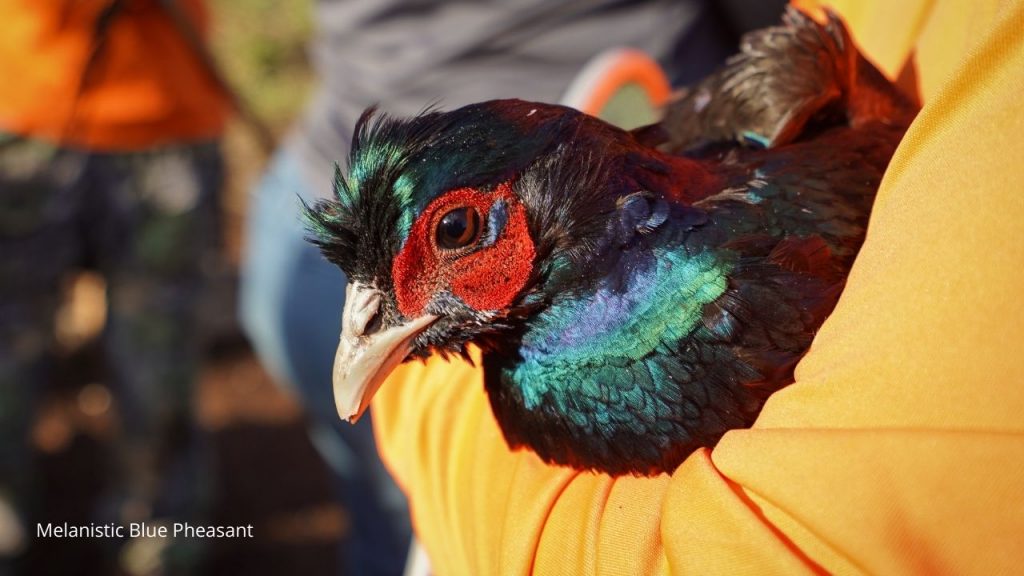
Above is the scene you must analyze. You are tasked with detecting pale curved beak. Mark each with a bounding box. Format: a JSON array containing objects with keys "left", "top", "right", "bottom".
[{"left": 333, "top": 282, "right": 437, "bottom": 422}]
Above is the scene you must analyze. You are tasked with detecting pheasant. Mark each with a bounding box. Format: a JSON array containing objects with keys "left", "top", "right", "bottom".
[{"left": 307, "top": 8, "right": 916, "bottom": 475}]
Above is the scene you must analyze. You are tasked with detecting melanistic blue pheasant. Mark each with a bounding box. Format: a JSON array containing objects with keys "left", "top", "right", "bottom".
[{"left": 307, "top": 9, "right": 917, "bottom": 475}]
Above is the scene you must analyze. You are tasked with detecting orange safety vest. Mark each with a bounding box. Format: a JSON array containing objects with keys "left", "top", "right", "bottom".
[
  {"left": 372, "top": 0, "right": 1024, "bottom": 573},
  {"left": 0, "top": 0, "right": 228, "bottom": 149}
]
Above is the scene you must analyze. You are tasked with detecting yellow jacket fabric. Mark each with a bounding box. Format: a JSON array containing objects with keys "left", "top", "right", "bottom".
[{"left": 372, "top": 1, "right": 1024, "bottom": 573}]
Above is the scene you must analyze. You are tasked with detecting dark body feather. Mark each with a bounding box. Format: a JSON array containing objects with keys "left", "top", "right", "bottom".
[
  {"left": 484, "top": 122, "right": 906, "bottom": 475},
  {"left": 308, "top": 9, "right": 917, "bottom": 475}
]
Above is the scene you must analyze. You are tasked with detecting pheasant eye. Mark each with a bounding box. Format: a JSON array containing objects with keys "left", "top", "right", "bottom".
[{"left": 436, "top": 206, "right": 481, "bottom": 250}]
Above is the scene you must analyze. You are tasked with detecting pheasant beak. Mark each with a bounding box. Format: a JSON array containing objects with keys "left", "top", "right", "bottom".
[{"left": 333, "top": 282, "right": 437, "bottom": 422}]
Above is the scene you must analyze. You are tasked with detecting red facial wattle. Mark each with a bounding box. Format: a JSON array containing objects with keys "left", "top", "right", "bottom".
[{"left": 392, "top": 181, "right": 536, "bottom": 317}]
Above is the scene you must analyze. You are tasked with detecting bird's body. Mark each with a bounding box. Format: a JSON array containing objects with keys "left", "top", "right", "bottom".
[
  {"left": 308, "top": 9, "right": 917, "bottom": 475},
  {"left": 486, "top": 123, "right": 903, "bottom": 475}
]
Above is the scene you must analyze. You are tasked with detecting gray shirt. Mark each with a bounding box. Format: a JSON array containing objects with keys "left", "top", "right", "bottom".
[{"left": 289, "top": 0, "right": 697, "bottom": 198}]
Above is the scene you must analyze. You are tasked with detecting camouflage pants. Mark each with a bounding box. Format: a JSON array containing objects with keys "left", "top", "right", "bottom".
[{"left": 0, "top": 133, "right": 222, "bottom": 529}]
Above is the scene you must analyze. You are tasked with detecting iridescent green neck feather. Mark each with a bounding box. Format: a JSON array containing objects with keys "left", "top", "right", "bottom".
[
  {"left": 484, "top": 245, "right": 750, "bottom": 475},
  {"left": 512, "top": 249, "right": 728, "bottom": 410}
]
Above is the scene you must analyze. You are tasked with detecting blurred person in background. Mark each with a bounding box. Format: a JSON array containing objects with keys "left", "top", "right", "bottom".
[
  {"left": 0, "top": 0, "right": 227, "bottom": 573},
  {"left": 238, "top": 1, "right": 784, "bottom": 574}
]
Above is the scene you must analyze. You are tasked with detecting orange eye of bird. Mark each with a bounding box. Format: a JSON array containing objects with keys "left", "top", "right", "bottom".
[{"left": 436, "top": 206, "right": 481, "bottom": 250}]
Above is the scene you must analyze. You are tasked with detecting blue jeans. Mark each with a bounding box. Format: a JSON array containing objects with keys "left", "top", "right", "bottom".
[{"left": 239, "top": 149, "right": 410, "bottom": 576}]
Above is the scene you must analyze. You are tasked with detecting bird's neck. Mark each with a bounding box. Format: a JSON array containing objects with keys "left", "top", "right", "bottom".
[
  {"left": 510, "top": 248, "right": 729, "bottom": 406},
  {"left": 481, "top": 245, "right": 734, "bottom": 473}
]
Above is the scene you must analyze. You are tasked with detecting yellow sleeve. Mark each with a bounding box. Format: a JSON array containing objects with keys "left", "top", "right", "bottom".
[{"left": 372, "top": 2, "right": 1024, "bottom": 573}]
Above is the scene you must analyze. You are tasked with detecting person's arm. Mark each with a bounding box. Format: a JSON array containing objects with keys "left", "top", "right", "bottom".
[{"left": 373, "top": 1, "right": 1024, "bottom": 573}]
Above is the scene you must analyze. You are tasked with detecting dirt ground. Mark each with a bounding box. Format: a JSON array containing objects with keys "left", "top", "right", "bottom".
[{"left": 23, "top": 332, "right": 344, "bottom": 576}]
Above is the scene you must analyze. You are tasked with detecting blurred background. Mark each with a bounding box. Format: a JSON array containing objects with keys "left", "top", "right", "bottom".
[
  {"left": 0, "top": 4, "right": 370, "bottom": 574},
  {"left": 0, "top": 1, "right": 784, "bottom": 574},
  {"left": 6, "top": 5, "right": 337, "bottom": 574}
]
